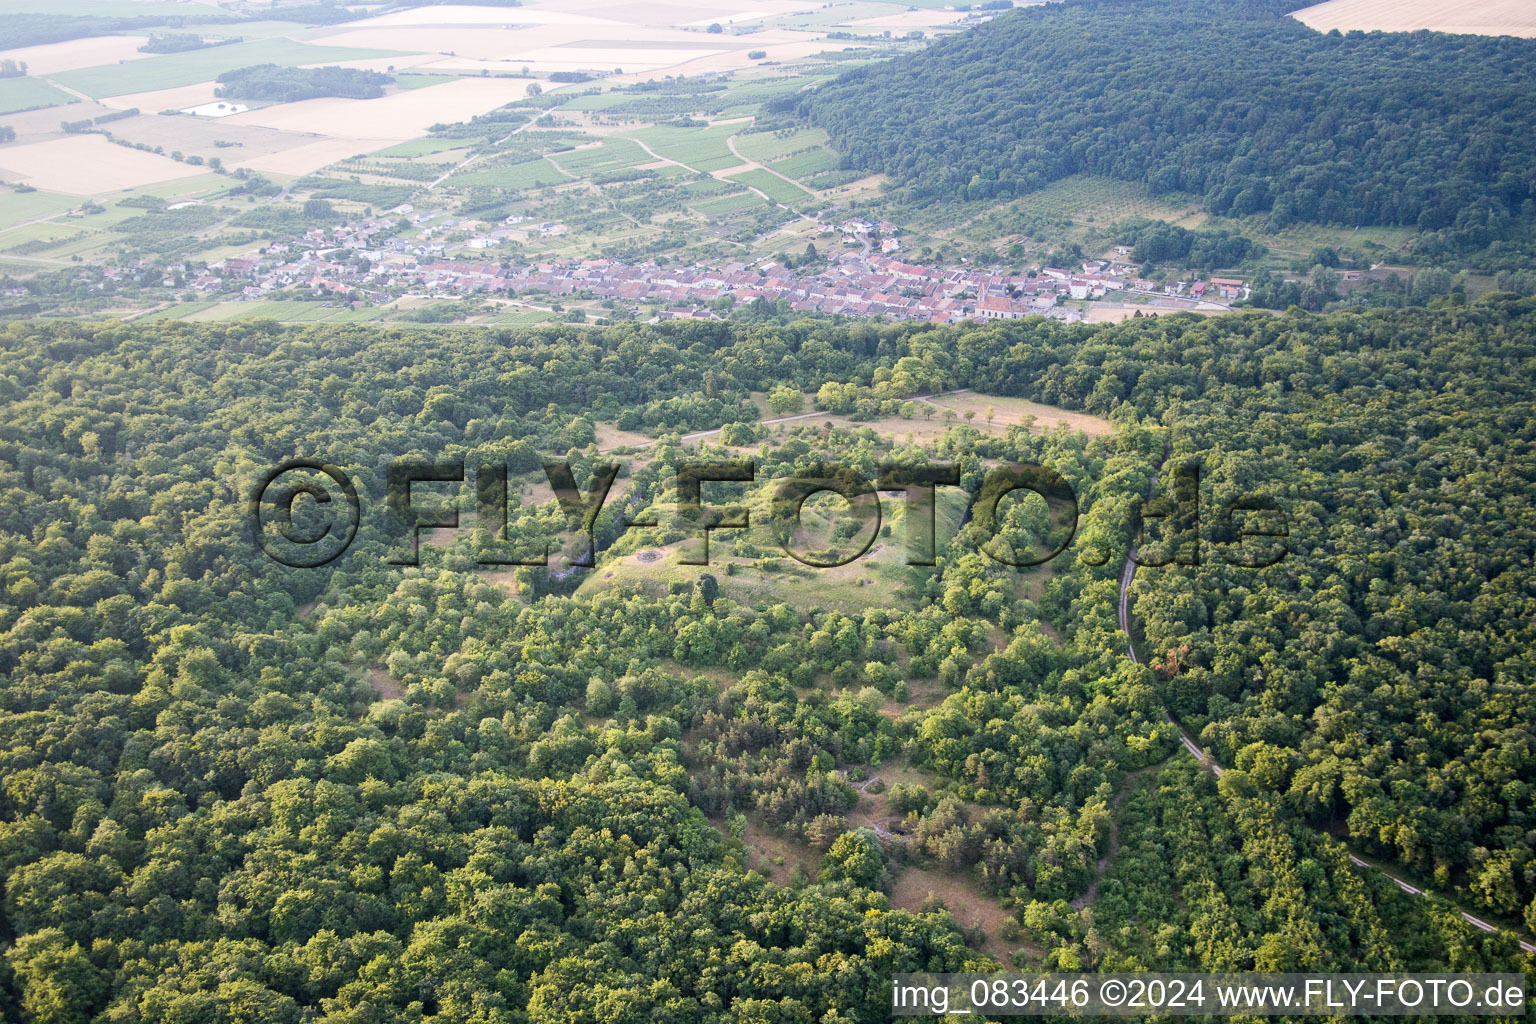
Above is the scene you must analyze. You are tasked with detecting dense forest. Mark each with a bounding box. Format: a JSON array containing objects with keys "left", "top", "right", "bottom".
[
  {"left": 214, "top": 65, "right": 394, "bottom": 103},
  {"left": 799, "top": 0, "right": 1536, "bottom": 256},
  {"left": 1, "top": 302, "right": 1534, "bottom": 1020}
]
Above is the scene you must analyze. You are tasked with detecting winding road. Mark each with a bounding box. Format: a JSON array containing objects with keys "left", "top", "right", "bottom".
[{"left": 1116, "top": 469, "right": 1536, "bottom": 955}]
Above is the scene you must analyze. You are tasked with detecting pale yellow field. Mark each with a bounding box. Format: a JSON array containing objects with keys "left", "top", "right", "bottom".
[
  {"left": 226, "top": 137, "right": 398, "bottom": 177},
  {"left": 344, "top": 4, "right": 612, "bottom": 26},
  {"left": 299, "top": 54, "right": 447, "bottom": 74},
  {"left": 499, "top": 45, "right": 730, "bottom": 71},
  {"left": 550, "top": 0, "right": 824, "bottom": 25},
  {"left": 0, "top": 134, "right": 205, "bottom": 193},
  {"left": 615, "top": 37, "right": 873, "bottom": 79},
  {"left": 0, "top": 35, "right": 154, "bottom": 77},
  {"left": 224, "top": 77, "right": 537, "bottom": 141},
  {"left": 316, "top": 27, "right": 569, "bottom": 61},
  {"left": 97, "top": 82, "right": 221, "bottom": 113},
  {"left": 1292, "top": 0, "right": 1536, "bottom": 36},
  {"left": 842, "top": 9, "right": 971, "bottom": 30}
]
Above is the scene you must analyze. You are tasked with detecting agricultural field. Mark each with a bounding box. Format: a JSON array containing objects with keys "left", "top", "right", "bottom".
[
  {"left": 726, "top": 167, "right": 811, "bottom": 205},
  {"left": 0, "top": 135, "right": 208, "bottom": 194},
  {"left": 731, "top": 126, "right": 831, "bottom": 166},
  {"left": 178, "top": 299, "right": 380, "bottom": 323},
  {"left": 625, "top": 123, "right": 748, "bottom": 173},
  {"left": 546, "top": 137, "right": 651, "bottom": 176},
  {"left": 453, "top": 158, "right": 570, "bottom": 191},
  {"left": 1208, "top": 211, "right": 1418, "bottom": 263},
  {"left": 1292, "top": 0, "right": 1536, "bottom": 37},
  {"left": 0, "top": 0, "right": 903, "bottom": 267},
  {"left": 51, "top": 38, "right": 411, "bottom": 99},
  {"left": 0, "top": 77, "right": 77, "bottom": 116},
  {"left": 485, "top": 306, "right": 557, "bottom": 326}
]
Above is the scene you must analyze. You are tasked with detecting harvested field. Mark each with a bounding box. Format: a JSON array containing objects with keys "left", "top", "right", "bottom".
[
  {"left": 54, "top": 38, "right": 411, "bottom": 99},
  {"left": 1292, "top": 0, "right": 1536, "bottom": 36},
  {"left": 0, "top": 134, "right": 205, "bottom": 194},
  {"left": 95, "top": 81, "right": 221, "bottom": 113},
  {"left": 0, "top": 35, "right": 154, "bottom": 77},
  {"left": 227, "top": 137, "right": 398, "bottom": 177},
  {"left": 225, "top": 77, "right": 532, "bottom": 141}
]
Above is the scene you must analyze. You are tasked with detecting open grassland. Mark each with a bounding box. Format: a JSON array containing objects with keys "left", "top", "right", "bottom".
[
  {"left": 577, "top": 487, "right": 967, "bottom": 616},
  {"left": 52, "top": 38, "right": 413, "bottom": 99},
  {"left": 1007, "top": 174, "right": 1200, "bottom": 226},
  {"left": 1211, "top": 211, "right": 1417, "bottom": 260},
  {"left": 1292, "top": 0, "right": 1536, "bottom": 36},
  {"left": 920, "top": 392, "right": 1116, "bottom": 437}
]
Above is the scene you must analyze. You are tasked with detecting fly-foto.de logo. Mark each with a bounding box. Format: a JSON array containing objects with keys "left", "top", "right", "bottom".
[{"left": 249, "top": 458, "right": 1288, "bottom": 571}]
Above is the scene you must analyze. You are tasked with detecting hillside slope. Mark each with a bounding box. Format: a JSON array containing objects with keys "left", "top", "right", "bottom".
[{"left": 800, "top": 0, "right": 1536, "bottom": 245}]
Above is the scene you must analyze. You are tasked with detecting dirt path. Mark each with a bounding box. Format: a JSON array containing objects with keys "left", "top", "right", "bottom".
[{"left": 624, "top": 134, "right": 775, "bottom": 202}]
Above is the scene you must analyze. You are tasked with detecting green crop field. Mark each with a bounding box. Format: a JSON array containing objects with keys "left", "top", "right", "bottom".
[
  {"left": 547, "top": 138, "right": 649, "bottom": 176},
  {"left": 392, "top": 74, "right": 458, "bottom": 91},
  {"left": 690, "top": 192, "right": 767, "bottom": 216},
  {"left": 183, "top": 300, "right": 351, "bottom": 322},
  {"left": 556, "top": 91, "right": 635, "bottom": 112},
  {"left": 731, "top": 127, "right": 829, "bottom": 165},
  {"left": 374, "top": 139, "right": 476, "bottom": 159},
  {"left": 771, "top": 149, "right": 840, "bottom": 183},
  {"left": 134, "top": 301, "right": 219, "bottom": 322},
  {"left": 487, "top": 307, "right": 555, "bottom": 325},
  {"left": 0, "top": 76, "right": 77, "bottom": 115},
  {"left": 0, "top": 189, "right": 81, "bottom": 229},
  {"left": 53, "top": 38, "right": 413, "bottom": 98},
  {"left": 626, "top": 124, "right": 743, "bottom": 173},
  {"left": 452, "top": 158, "right": 568, "bottom": 191},
  {"left": 113, "top": 175, "right": 232, "bottom": 203},
  {"left": 727, "top": 168, "right": 810, "bottom": 205}
]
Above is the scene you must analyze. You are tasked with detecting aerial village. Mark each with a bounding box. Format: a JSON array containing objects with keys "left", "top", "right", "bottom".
[{"left": 134, "top": 206, "right": 1247, "bottom": 324}]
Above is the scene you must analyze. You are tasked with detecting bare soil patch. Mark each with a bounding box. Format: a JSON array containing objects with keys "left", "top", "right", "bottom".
[
  {"left": 368, "top": 666, "right": 406, "bottom": 699},
  {"left": 889, "top": 866, "right": 1021, "bottom": 963}
]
